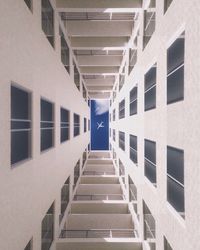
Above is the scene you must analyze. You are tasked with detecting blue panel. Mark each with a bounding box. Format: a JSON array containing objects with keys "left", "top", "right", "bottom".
[{"left": 91, "top": 100, "right": 109, "bottom": 150}]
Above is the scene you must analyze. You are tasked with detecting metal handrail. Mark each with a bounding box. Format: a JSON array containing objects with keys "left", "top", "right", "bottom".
[{"left": 60, "top": 229, "right": 138, "bottom": 238}]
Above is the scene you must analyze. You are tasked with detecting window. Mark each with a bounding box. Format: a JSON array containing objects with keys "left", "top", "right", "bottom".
[
  {"left": 119, "top": 99, "right": 125, "bottom": 119},
  {"left": 24, "top": 0, "right": 32, "bottom": 11},
  {"left": 60, "top": 108, "right": 70, "bottom": 143},
  {"left": 73, "top": 113, "right": 80, "bottom": 137},
  {"left": 167, "top": 146, "right": 184, "bottom": 217},
  {"left": 113, "top": 109, "right": 116, "bottom": 121},
  {"left": 144, "top": 139, "right": 156, "bottom": 185},
  {"left": 88, "top": 119, "right": 90, "bottom": 131},
  {"left": 60, "top": 29, "right": 70, "bottom": 73},
  {"left": 144, "top": 64, "right": 156, "bottom": 111},
  {"left": 41, "top": 0, "right": 54, "bottom": 47},
  {"left": 82, "top": 83, "right": 87, "bottom": 101},
  {"left": 143, "top": 201, "right": 156, "bottom": 248},
  {"left": 130, "top": 86, "right": 137, "bottom": 115},
  {"left": 24, "top": 239, "right": 32, "bottom": 250},
  {"left": 129, "top": 36, "right": 138, "bottom": 74},
  {"left": 113, "top": 129, "right": 116, "bottom": 142},
  {"left": 41, "top": 202, "right": 54, "bottom": 250},
  {"left": 119, "top": 131, "right": 125, "bottom": 151},
  {"left": 74, "top": 160, "right": 80, "bottom": 189},
  {"left": 41, "top": 99, "right": 54, "bottom": 151},
  {"left": 164, "top": 237, "right": 173, "bottom": 250},
  {"left": 60, "top": 177, "right": 70, "bottom": 223},
  {"left": 164, "top": 0, "right": 173, "bottom": 13},
  {"left": 143, "top": 0, "right": 156, "bottom": 48},
  {"left": 11, "top": 85, "right": 31, "bottom": 165},
  {"left": 167, "top": 32, "right": 185, "bottom": 104},
  {"left": 73, "top": 61, "right": 80, "bottom": 90},
  {"left": 130, "top": 135, "right": 137, "bottom": 164},
  {"left": 84, "top": 117, "right": 87, "bottom": 133}
]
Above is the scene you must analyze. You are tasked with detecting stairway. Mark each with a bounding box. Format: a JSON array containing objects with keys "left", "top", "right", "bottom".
[{"left": 56, "top": 151, "right": 142, "bottom": 250}]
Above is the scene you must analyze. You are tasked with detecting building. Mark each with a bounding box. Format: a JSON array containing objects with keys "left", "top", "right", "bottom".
[{"left": 0, "top": 0, "right": 200, "bottom": 250}]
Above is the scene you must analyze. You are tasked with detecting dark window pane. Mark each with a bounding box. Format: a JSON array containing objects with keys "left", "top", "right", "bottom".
[
  {"left": 119, "top": 131, "right": 125, "bottom": 151},
  {"left": 11, "top": 131, "right": 30, "bottom": 165},
  {"left": 145, "top": 159, "right": 156, "bottom": 184},
  {"left": 130, "top": 148, "right": 137, "bottom": 164},
  {"left": 145, "top": 67, "right": 156, "bottom": 91},
  {"left": 145, "top": 139, "right": 156, "bottom": 164},
  {"left": 41, "top": 129, "right": 53, "bottom": 151},
  {"left": 61, "top": 128, "right": 69, "bottom": 142},
  {"left": 41, "top": 99, "right": 53, "bottom": 121},
  {"left": 119, "top": 99, "right": 125, "bottom": 119},
  {"left": 145, "top": 86, "right": 156, "bottom": 111},
  {"left": 130, "top": 135, "right": 137, "bottom": 150},
  {"left": 167, "top": 66, "right": 184, "bottom": 104},
  {"left": 60, "top": 32, "right": 70, "bottom": 74},
  {"left": 167, "top": 146, "right": 184, "bottom": 184},
  {"left": 167, "top": 176, "right": 185, "bottom": 214}
]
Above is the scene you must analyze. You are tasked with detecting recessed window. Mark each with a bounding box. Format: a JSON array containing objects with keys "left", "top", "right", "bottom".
[
  {"left": 144, "top": 139, "right": 156, "bottom": 185},
  {"left": 119, "top": 99, "right": 125, "bottom": 119},
  {"left": 119, "top": 131, "right": 125, "bottom": 151},
  {"left": 167, "top": 32, "right": 185, "bottom": 104},
  {"left": 74, "top": 160, "right": 80, "bottom": 189},
  {"left": 113, "top": 129, "right": 116, "bottom": 141},
  {"left": 84, "top": 117, "right": 87, "bottom": 133},
  {"left": 82, "top": 83, "right": 87, "bottom": 101},
  {"left": 24, "top": 0, "right": 32, "bottom": 11},
  {"left": 113, "top": 109, "right": 116, "bottom": 121},
  {"left": 167, "top": 146, "right": 184, "bottom": 217},
  {"left": 40, "top": 99, "right": 54, "bottom": 152},
  {"left": 144, "top": 64, "right": 156, "bottom": 111},
  {"left": 164, "top": 0, "right": 173, "bottom": 13},
  {"left": 60, "top": 177, "right": 70, "bottom": 223},
  {"left": 130, "top": 86, "right": 137, "bottom": 115},
  {"left": 11, "top": 85, "right": 31, "bottom": 165},
  {"left": 88, "top": 119, "right": 90, "bottom": 131},
  {"left": 73, "top": 61, "right": 80, "bottom": 90},
  {"left": 41, "top": 0, "right": 54, "bottom": 48},
  {"left": 143, "top": 0, "right": 156, "bottom": 49},
  {"left": 60, "top": 29, "right": 70, "bottom": 73},
  {"left": 60, "top": 108, "right": 70, "bottom": 143},
  {"left": 130, "top": 134, "right": 137, "bottom": 164},
  {"left": 164, "top": 236, "right": 173, "bottom": 250},
  {"left": 143, "top": 201, "right": 156, "bottom": 248},
  {"left": 73, "top": 113, "right": 80, "bottom": 137},
  {"left": 24, "top": 239, "right": 32, "bottom": 250}
]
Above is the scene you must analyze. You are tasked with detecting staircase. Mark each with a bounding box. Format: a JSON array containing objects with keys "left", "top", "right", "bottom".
[{"left": 56, "top": 151, "right": 142, "bottom": 250}]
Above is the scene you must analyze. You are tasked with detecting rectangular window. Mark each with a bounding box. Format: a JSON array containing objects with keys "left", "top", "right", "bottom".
[
  {"left": 119, "top": 131, "right": 125, "bottom": 151},
  {"left": 24, "top": 0, "right": 32, "bottom": 11},
  {"left": 130, "top": 86, "right": 137, "bottom": 115},
  {"left": 82, "top": 83, "right": 87, "bottom": 101},
  {"left": 164, "top": 236, "right": 173, "bottom": 250},
  {"left": 143, "top": 0, "right": 156, "bottom": 49},
  {"left": 144, "top": 64, "right": 156, "bottom": 111},
  {"left": 113, "top": 109, "right": 116, "bottom": 121},
  {"left": 167, "top": 32, "right": 185, "bottom": 104},
  {"left": 73, "top": 113, "right": 80, "bottom": 137},
  {"left": 11, "top": 85, "right": 31, "bottom": 165},
  {"left": 164, "top": 0, "right": 173, "bottom": 13},
  {"left": 144, "top": 139, "right": 156, "bottom": 185},
  {"left": 113, "top": 129, "right": 116, "bottom": 142},
  {"left": 60, "top": 108, "right": 70, "bottom": 143},
  {"left": 41, "top": 202, "right": 54, "bottom": 250},
  {"left": 84, "top": 117, "right": 87, "bottom": 133},
  {"left": 41, "top": 0, "right": 54, "bottom": 48},
  {"left": 74, "top": 160, "right": 80, "bottom": 188},
  {"left": 41, "top": 99, "right": 54, "bottom": 151},
  {"left": 119, "top": 99, "right": 125, "bottom": 119},
  {"left": 60, "top": 30, "right": 70, "bottom": 73},
  {"left": 24, "top": 239, "right": 32, "bottom": 250},
  {"left": 88, "top": 119, "right": 90, "bottom": 131},
  {"left": 73, "top": 61, "right": 80, "bottom": 90},
  {"left": 130, "top": 134, "right": 137, "bottom": 164},
  {"left": 167, "top": 146, "right": 184, "bottom": 217},
  {"left": 60, "top": 177, "right": 70, "bottom": 223},
  {"left": 143, "top": 201, "right": 156, "bottom": 247}
]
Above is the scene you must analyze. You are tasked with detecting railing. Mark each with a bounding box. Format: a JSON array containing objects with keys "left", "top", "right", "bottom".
[
  {"left": 60, "top": 229, "right": 138, "bottom": 238},
  {"left": 73, "top": 194, "right": 125, "bottom": 201},
  {"left": 83, "top": 170, "right": 115, "bottom": 176}
]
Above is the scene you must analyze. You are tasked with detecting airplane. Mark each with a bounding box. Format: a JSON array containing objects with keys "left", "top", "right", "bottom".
[{"left": 97, "top": 121, "right": 104, "bottom": 130}]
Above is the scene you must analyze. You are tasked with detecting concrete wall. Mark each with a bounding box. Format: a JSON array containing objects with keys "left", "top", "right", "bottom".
[
  {"left": 0, "top": 0, "right": 89, "bottom": 250},
  {"left": 110, "top": 0, "right": 200, "bottom": 249}
]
